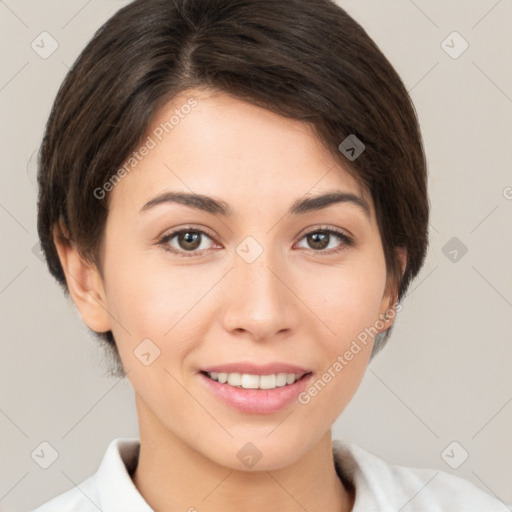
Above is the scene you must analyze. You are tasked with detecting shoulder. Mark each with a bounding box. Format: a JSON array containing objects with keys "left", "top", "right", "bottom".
[
  {"left": 31, "top": 437, "right": 149, "bottom": 512},
  {"left": 31, "top": 474, "right": 99, "bottom": 512},
  {"left": 332, "top": 439, "right": 509, "bottom": 511}
]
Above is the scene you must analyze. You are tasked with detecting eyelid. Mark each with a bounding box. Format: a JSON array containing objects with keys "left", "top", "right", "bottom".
[
  {"left": 298, "top": 224, "right": 353, "bottom": 240},
  {"left": 158, "top": 224, "right": 218, "bottom": 242}
]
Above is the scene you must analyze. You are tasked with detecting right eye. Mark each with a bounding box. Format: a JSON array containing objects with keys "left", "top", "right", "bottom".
[{"left": 157, "top": 227, "right": 219, "bottom": 257}]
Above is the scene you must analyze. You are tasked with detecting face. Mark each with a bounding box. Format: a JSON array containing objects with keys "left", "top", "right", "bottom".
[{"left": 71, "top": 88, "right": 401, "bottom": 471}]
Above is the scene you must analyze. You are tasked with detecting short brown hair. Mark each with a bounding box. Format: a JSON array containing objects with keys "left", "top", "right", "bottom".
[{"left": 37, "top": 0, "right": 429, "bottom": 377}]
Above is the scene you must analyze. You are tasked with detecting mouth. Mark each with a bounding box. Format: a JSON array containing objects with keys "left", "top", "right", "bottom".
[{"left": 198, "top": 370, "right": 314, "bottom": 414}]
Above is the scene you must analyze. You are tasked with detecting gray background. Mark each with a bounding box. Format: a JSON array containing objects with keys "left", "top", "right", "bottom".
[{"left": 1, "top": 0, "right": 511, "bottom": 510}]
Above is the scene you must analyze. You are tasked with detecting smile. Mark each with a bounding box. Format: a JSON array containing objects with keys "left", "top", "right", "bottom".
[
  {"left": 199, "top": 371, "right": 313, "bottom": 414},
  {"left": 204, "top": 371, "right": 307, "bottom": 390}
]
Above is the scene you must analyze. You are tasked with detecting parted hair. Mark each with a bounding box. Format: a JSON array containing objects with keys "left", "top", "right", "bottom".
[{"left": 37, "top": 0, "right": 429, "bottom": 377}]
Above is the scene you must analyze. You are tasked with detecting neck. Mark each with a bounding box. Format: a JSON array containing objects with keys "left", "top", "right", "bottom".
[{"left": 131, "top": 396, "right": 354, "bottom": 512}]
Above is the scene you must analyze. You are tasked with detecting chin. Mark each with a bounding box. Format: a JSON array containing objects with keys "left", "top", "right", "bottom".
[{"left": 198, "top": 431, "right": 319, "bottom": 472}]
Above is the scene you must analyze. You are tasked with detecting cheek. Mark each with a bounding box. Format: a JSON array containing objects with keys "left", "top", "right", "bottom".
[
  {"left": 102, "top": 248, "right": 219, "bottom": 363},
  {"left": 102, "top": 220, "right": 179, "bottom": 330},
  {"left": 297, "top": 254, "right": 387, "bottom": 346},
  {"left": 295, "top": 259, "right": 385, "bottom": 424}
]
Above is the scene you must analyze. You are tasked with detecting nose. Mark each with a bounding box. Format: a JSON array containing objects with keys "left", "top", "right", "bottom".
[{"left": 220, "top": 243, "right": 299, "bottom": 341}]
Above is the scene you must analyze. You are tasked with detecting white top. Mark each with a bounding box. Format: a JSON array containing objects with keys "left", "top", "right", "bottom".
[{"left": 32, "top": 437, "right": 508, "bottom": 511}]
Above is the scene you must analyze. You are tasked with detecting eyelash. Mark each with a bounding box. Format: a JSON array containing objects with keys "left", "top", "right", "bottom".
[{"left": 157, "top": 225, "right": 354, "bottom": 258}]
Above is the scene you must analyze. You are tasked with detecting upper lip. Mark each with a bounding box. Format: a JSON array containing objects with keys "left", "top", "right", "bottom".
[{"left": 201, "top": 362, "right": 311, "bottom": 376}]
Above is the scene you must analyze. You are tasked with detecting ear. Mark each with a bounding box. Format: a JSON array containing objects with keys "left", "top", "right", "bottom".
[
  {"left": 376, "top": 247, "right": 407, "bottom": 332},
  {"left": 53, "top": 222, "right": 111, "bottom": 333}
]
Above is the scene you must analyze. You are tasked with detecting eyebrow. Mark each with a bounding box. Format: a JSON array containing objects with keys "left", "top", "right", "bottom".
[{"left": 140, "top": 190, "right": 371, "bottom": 219}]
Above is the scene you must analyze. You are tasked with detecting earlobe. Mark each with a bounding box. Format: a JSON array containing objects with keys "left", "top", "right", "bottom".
[{"left": 52, "top": 223, "right": 111, "bottom": 333}]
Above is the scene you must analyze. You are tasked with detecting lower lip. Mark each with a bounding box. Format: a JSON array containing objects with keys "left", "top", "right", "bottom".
[{"left": 199, "top": 372, "right": 313, "bottom": 414}]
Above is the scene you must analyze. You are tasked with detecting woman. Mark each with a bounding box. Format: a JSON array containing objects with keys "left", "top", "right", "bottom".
[{"left": 33, "top": 0, "right": 507, "bottom": 510}]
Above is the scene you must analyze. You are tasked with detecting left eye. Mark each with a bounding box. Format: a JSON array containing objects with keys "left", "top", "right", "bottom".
[{"left": 296, "top": 229, "right": 353, "bottom": 253}]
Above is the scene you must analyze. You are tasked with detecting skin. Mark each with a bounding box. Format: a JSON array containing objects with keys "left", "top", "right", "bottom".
[{"left": 55, "top": 87, "right": 406, "bottom": 512}]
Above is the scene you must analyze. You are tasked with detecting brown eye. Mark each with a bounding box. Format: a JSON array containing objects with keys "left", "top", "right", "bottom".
[
  {"left": 306, "top": 232, "right": 330, "bottom": 250},
  {"left": 177, "top": 231, "right": 202, "bottom": 251},
  {"left": 159, "top": 228, "right": 217, "bottom": 257},
  {"left": 296, "top": 228, "right": 354, "bottom": 254}
]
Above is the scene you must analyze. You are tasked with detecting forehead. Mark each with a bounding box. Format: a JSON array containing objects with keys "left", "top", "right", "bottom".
[{"left": 109, "top": 87, "right": 373, "bottom": 217}]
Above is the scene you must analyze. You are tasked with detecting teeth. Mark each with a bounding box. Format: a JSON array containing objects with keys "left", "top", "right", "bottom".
[
  {"left": 276, "top": 373, "right": 287, "bottom": 387},
  {"left": 241, "top": 374, "right": 260, "bottom": 389},
  {"left": 206, "top": 372, "right": 304, "bottom": 390},
  {"left": 227, "top": 373, "right": 242, "bottom": 386},
  {"left": 259, "top": 374, "right": 276, "bottom": 389}
]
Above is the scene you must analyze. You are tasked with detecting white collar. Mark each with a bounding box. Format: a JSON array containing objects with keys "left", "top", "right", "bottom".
[{"left": 35, "top": 437, "right": 508, "bottom": 511}]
